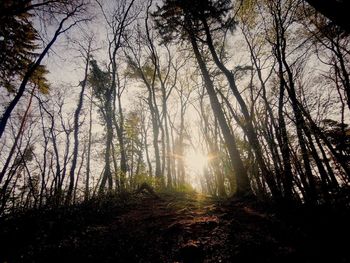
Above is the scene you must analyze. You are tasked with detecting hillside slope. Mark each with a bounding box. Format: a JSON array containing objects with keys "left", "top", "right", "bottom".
[{"left": 0, "top": 192, "right": 349, "bottom": 262}]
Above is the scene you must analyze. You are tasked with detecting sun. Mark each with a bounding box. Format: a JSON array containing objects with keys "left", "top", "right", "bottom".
[{"left": 185, "top": 150, "right": 209, "bottom": 172}]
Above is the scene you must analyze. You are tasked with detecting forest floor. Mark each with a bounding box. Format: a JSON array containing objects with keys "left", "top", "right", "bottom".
[{"left": 1, "top": 191, "right": 350, "bottom": 263}]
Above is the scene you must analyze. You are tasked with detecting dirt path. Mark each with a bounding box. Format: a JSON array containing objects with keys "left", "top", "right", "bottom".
[
  {"left": 1, "top": 192, "right": 349, "bottom": 262},
  {"left": 58, "top": 193, "right": 300, "bottom": 262},
  {"left": 79, "top": 193, "right": 226, "bottom": 262}
]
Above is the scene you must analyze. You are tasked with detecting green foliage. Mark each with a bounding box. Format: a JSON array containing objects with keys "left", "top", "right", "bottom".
[
  {"left": 88, "top": 60, "right": 111, "bottom": 102},
  {"left": 124, "top": 111, "right": 141, "bottom": 140},
  {"left": 236, "top": 0, "right": 258, "bottom": 28},
  {"left": 0, "top": 0, "right": 39, "bottom": 92},
  {"left": 176, "top": 182, "right": 196, "bottom": 194},
  {"left": 152, "top": 0, "right": 235, "bottom": 44},
  {"left": 30, "top": 65, "right": 50, "bottom": 94},
  {"left": 88, "top": 59, "right": 115, "bottom": 127},
  {"left": 124, "top": 55, "right": 159, "bottom": 86},
  {"left": 133, "top": 173, "right": 159, "bottom": 188}
]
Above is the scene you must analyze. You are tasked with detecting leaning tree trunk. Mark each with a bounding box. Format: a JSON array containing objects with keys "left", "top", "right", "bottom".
[
  {"left": 202, "top": 18, "right": 280, "bottom": 200},
  {"left": 0, "top": 8, "right": 80, "bottom": 139},
  {"left": 187, "top": 21, "right": 251, "bottom": 195}
]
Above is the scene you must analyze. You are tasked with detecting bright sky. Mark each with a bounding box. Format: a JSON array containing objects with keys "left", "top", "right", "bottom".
[{"left": 33, "top": 0, "right": 349, "bottom": 193}]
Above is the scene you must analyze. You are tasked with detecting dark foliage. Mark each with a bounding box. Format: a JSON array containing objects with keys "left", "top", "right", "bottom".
[
  {"left": 0, "top": 0, "right": 39, "bottom": 92},
  {"left": 152, "top": 0, "right": 235, "bottom": 44}
]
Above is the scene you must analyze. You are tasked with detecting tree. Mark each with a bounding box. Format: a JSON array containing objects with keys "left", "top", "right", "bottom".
[
  {"left": 95, "top": 0, "right": 137, "bottom": 192},
  {"left": 0, "top": 0, "right": 38, "bottom": 92},
  {"left": 66, "top": 36, "right": 94, "bottom": 204},
  {"left": 89, "top": 60, "right": 114, "bottom": 192},
  {"left": 304, "top": 0, "right": 350, "bottom": 34},
  {"left": 153, "top": 0, "right": 252, "bottom": 195},
  {"left": 197, "top": 2, "right": 282, "bottom": 200},
  {"left": 0, "top": 2, "right": 88, "bottom": 139}
]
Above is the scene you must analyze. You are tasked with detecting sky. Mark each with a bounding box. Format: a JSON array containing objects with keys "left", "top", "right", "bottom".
[{"left": 13, "top": 0, "right": 349, "bottom": 192}]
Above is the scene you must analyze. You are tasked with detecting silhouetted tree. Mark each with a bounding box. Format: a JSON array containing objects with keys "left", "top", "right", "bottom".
[{"left": 153, "top": 0, "right": 252, "bottom": 195}]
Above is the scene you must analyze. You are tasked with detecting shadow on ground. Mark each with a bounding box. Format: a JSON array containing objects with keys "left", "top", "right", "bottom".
[{"left": 0, "top": 192, "right": 349, "bottom": 262}]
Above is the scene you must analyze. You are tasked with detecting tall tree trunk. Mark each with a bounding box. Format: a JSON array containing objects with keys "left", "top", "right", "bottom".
[
  {"left": 281, "top": 51, "right": 317, "bottom": 203},
  {"left": 0, "top": 87, "right": 36, "bottom": 184},
  {"left": 38, "top": 100, "right": 61, "bottom": 204},
  {"left": 85, "top": 87, "right": 93, "bottom": 201},
  {"left": 143, "top": 123, "right": 153, "bottom": 176},
  {"left": 277, "top": 79, "right": 294, "bottom": 201},
  {"left": 163, "top": 99, "right": 172, "bottom": 188},
  {"left": 186, "top": 22, "right": 251, "bottom": 195},
  {"left": 177, "top": 109, "right": 186, "bottom": 186},
  {"left": 66, "top": 44, "right": 90, "bottom": 204},
  {"left": 202, "top": 19, "right": 277, "bottom": 198},
  {"left": 99, "top": 94, "right": 114, "bottom": 193},
  {"left": 270, "top": 7, "right": 317, "bottom": 203},
  {"left": 113, "top": 108, "right": 127, "bottom": 190},
  {"left": 244, "top": 31, "right": 294, "bottom": 201}
]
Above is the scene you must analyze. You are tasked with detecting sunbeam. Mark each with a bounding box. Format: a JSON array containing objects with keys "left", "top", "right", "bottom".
[{"left": 185, "top": 150, "right": 208, "bottom": 173}]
